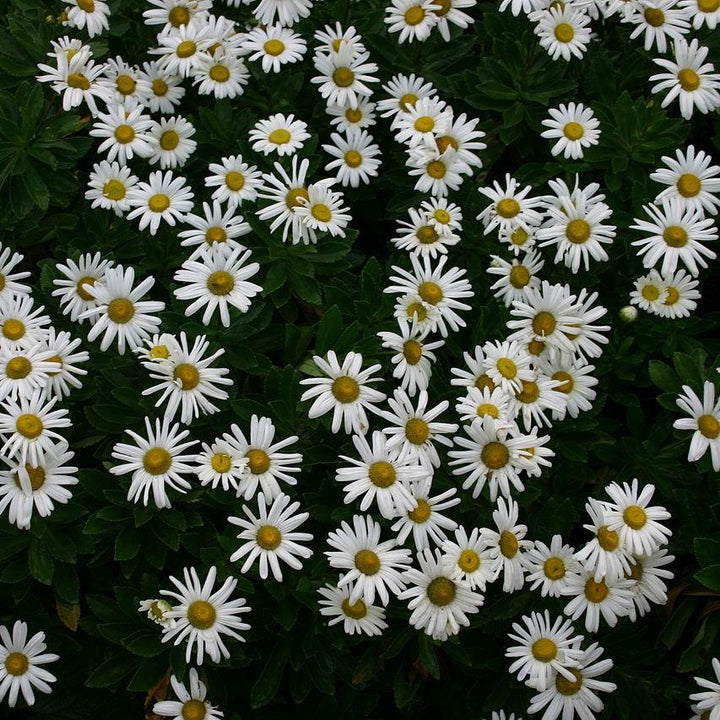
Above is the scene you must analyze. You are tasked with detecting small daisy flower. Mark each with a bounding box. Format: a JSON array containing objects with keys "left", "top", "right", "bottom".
[
  {"left": 531, "top": 6, "right": 593, "bottom": 62},
  {"left": 391, "top": 207, "right": 461, "bottom": 258},
  {"left": 487, "top": 251, "right": 544, "bottom": 307},
  {"left": 52, "top": 252, "right": 113, "bottom": 324},
  {"left": 394, "top": 96, "right": 452, "bottom": 148},
  {"left": 629, "top": 0, "right": 691, "bottom": 53},
  {"left": 178, "top": 200, "right": 251, "bottom": 259},
  {"left": 193, "top": 49, "right": 250, "bottom": 99},
  {"left": 136, "top": 333, "right": 181, "bottom": 370},
  {"left": 243, "top": 25, "right": 307, "bottom": 73},
  {"left": 406, "top": 145, "right": 466, "bottom": 196},
  {"left": 253, "top": 0, "right": 313, "bottom": 26},
  {"left": 85, "top": 161, "right": 138, "bottom": 216},
  {"left": 541, "top": 102, "right": 601, "bottom": 159},
  {"left": 0, "top": 343, "right": 59, "bottom": 402},
  {"left": 477, "top": 174, "right": 546, "bottom": 236},
  {"left": 89, "top": 102, "right": 154, "bottom": 165},
  {"left": 229, "top": 492, "right": 313, "bottom": 582},
  {"left": 441, "top": 526, "right": 501, "bottom": 591},
  {"left": 626, "top": 549, "right": 675, "bottom": 621},
  {"left": 137, "top": 61, "right": 186, "bottom": 114},
  {"left": 0, "top": 245, "right": 30, "bottom": 300},
  {"left": 36, "top": 51, "right": 107, "bottom": 116},
  {"left": 537, "top": 351, "right": 598, "bottom": 420},
  {"left": 323, "top": 129, "right": 382, "bottom": 188},
  {"left": 674, "top": 381, "right": 720, "bottom": 471},
  {"left": 454, "top": 385, "right": 512, "bottom": 425},
  {"left": 680, "top": 0, "right": 720, "bottom": 28},
  {"left": 385, "top": 0, "right": 441, "bottom": 43},
  {"left": 630, "top": 269, "right": 669, "bottom": 314},
  {"left": 110, "top": 416, "right": 198, "bottom": 509},
  {"left": 138, "top": 598, "right": 176, "bottom": 629},
  {"left": 563, "top": 569, "right": 633, "bottom": 632},
  {"left": 377, "top": 73, "right": 437, "bottom": 128},
  {"left": 142, "top": 0, "right": 212, "bottom": 33},
  {"left": 294, "top": 181, "right": 353, "bottom": 238},
  {"left": 565, "top": 288, "right": 611, "bottom": 361},
  {"left": 38, "top": 328, "right": 89, "bottom": 401},
  {"left": 194, "top": 438, "right": 247, "bottom": 493},
  {"left": 126, "top": 170, "right": 195, "bottom": 236},
  {"left": 691, "top": 658, "right": 720, "bottom": 720},
  {"left": 147, "top": 115, "right": 197, "bottom": 169},
  {"left": 658, "top": 269, "right": 701, "bottom": 318},
  {"left": 160, "top": 566, "right": 251, "bottom": 665},
  {"left": 153, "top": 668, "right": 223, "bottom": 720},
  {"left": 433, "top": 0, "right": 477, "bottom": 40},
  {"left": 206, "top": 155, "right": 263, "bottom": 209},
  {"left": 299, "top": 350, "right": 386, "bottom": 435},
  {"left": 99, "top": 56, "right": 152, "bottom": 105},
  {"left": 450, "top": 345, "right": 492, "bottom": 390},
  {"left": 499, "top": 224, "right": 539, "bottom": 257},
  {"left": 249, "top": 113, "right": 310, "bottom": 157},
  {"left": 317, "top": 583, "right": 388, "bottom": 636},
  {"left": 0, "top": 296, "right": 50, "bottom": 350},
  {"left": 432, "top": 111, "right": 486, "bottom": 174},
  {"left": 0, "top": 621, "right": 58, "bottom": 708},
  {"left": 326, "top": 97, "right": 377, "bottom": 133},
  {"left": 152, "top": 23, "right": 215, "bottom": 78},
  {"left": 392, "top": 293, "right": 443, "bottom": 336},
  {"left": 62, "top": 0, "right": 110, "bottom": 37},
  {"left": 313, "top": 22, "right": 367, "bottom": 56},
  {"left": 483, "top": 339, "right": 535, "bottom": 395},
  {"left": 524, "top": 535, "right": 582, "bottom": 598},
  {"left": 420, "top": 197, "right": 463, "bottom": 235}
]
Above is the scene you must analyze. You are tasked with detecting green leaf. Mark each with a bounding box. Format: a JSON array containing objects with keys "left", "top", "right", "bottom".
[
  {"left": 86, "top": 653, "right": 138, "bottom": 688},
  {"left": 315, "top": 305, "right": 343, "bottom": 355},
  {"left": 250, "top": 643, "right": 289, "bottom": 709},
  {"left": 695, "top": 564, "right": 720, "bottom": 591},
  {"left": 28, "top": 539, "right": 54, "bottom": 585},
  {"left": 694, "top": 538, "right": 720, "bottom": 568},
  {"left": 114, "top": 526, "right": 143, "bottom": 562},
  {"left": 648, "top": 360, "right": 681, "bottom": 393}
]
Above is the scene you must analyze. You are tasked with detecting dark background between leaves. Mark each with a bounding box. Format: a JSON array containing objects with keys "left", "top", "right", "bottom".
[{"left": 0, "top": 0, "right": 719, "bottom": 717}]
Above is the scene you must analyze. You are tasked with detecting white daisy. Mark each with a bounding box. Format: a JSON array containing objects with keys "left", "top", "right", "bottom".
[
  {"left": 252, "top": 0, "right": 313, "bottom": 26},
  {"left": 142, "top": 0, "right": 212, "bottom": 33},
  {"left": 536, "top": 351, "right": 598, "bottom": 420},
  {"left": 377, "top": 73, "right": 437, "bottom": 128},
  {"left": 153, "top": 668, "right": 223, "bottom": 720},
  {"left": 138, "top": 598, "right": 176, "bottom": 629},
  {"left": 433, "top": 0, "right": 477, "bottom": 42},
  {"left": 193, "top": 49, "right": 250, "bottom": 99},
  {"left": 126, "top": 170, "right": 195, "bottom": 236},
  {"left": 0, "top": 295, "right": 50, "bottom": 349},
  {"left": 312, "top": 48, "right": 379, "bottom": 109},
  {"left": 487, "top": 251, "right": 544, "bottom": 306},
  {"left": 89, "top": 102, "right": 154, "bottom": 166},
  {"left": 206, "top": 155, "right": 263, "bottom": 209},
  {"left": 62, "top": 0, "right": 110, "bottom": 37},
  {"left": 178, "top": 200, "right": 251, "bottom": 259},
  {"left": 657, "top": 266, "right": 701, "bottom": 319},
  {"left": 152, "top": 23, "right": 216, "bottom": 78},
  {"left": 625, "top": 549, "right": 675, "bottom": 622},
  {"left": 0, "top": 245, "right": 30, "bottom": 301},
  {"left": 193, "top": 438, "right": 247, "bottom": 493},
  {"left": 323, "top": 129, "right": 381, "bottom": 188},
  {"left": 391, "top": 206, "right": 461, "bottom": 258},
  {"left": 317, "top": 583, "right": 388, "bottom": 636},
  {"left": 563, "top": 569, "right": 633, "bottom": 632},
  {"left": 531, "top": 6, "right": 592, "bottom": 61},
  {"left": 454, "top": 385, "right": 512, "bottom": 425},
  {"left": 629, "top": 0, "right": 691, "bottom": 53},
  {"left": 36, "top": 49, "right": 107, "bottom": 116},
  {"left": 242, "top": 24, "right": 306, "bottom": 73},
  {"left": 0, "top": 343, "right": 60, "bottom": 402},
  {"left": 524, "top": 535, "right": 582, "bottom": 598},
  {"left": 674, "top": 381, "right": 720, "bottom": 470},
  {"left": 406, "top": 145, "right": 466, "bottom": 196},
  {"left": 385, "top": 0, "right": 441, "bottom": 43},
  {"left": 441, "top": 526, "right": 501, "bottom": 591},
  {"left": 52, "top": 252, "right": 113, "bottom": 324},
  {"left": 147, "top": 115, "right": 197, "bottom": 169},
  {"left": 137, "top": 61, "right": 186, "bottom": 114},
  {"left": 326, "top": 97, "right": 377, "bottom": 133},
  {"left": 294, "top": 181, "right": 352, "bottom": 238},
  {"left": 477, "top": 173, "right": 546, "bottom": 236},
  {"left": 99, "top": 56, "right": 152, "bottom": 105},
  {"left": 392, "top": 293, "right": 443, "bottom": 336},
  {"left": 680, "top": 0, "right": 720, "bottom": 28},
  {"left": 85, "top": 160, "right": 138, "bottom": 216},
  {"left": 630, "top": 269, "right": 669, "bottom": 315},
  {"left": 249, "top": 113, "right": 310, "bottom": 157}
]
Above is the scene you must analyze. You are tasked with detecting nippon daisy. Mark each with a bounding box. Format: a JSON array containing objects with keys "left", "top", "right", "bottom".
[
  {"left": 391, "top": 206, "right": 461, "bottom": 258},
  {"left": 540, "top": 103, "right": 601, "bottom": 160},
  {"left": 81, "top": 265, "right": 165, "bottom": 354},
  {"left": 565, "top": 288, "right": 611, "bottom": 360},
  {"left": 420, "top": 197, "right": 463, "bottom": 235},
  {"left": 326, "top": 514, "right": 412, "bottom": 605},
  {"left": 0, "top": 443, "right": 78, "bottom": 530},
  {"left": 99, "top": 56, "right": 152, "bottom": 105},
  {"left": 323, "top": 129, "right": 381, "bottom": 188},
  {"left": 252, "top": 0, "right": 313, "bottom": 26},
  {"left": 229, "top": 492, "right": 312, "bottom": 582},
  {"left": 524, "top": 535, "right": 582, "bottom": 598},
  {"left": 249, "top": 113, "right": 310, "bottom": 157},
  {"left": 160, "top": 566, "right": 251, "bottom": 665},
  {"left": 147, "top": 115, "right": 197, "bottom": 169},
  {"left": 377, "top": 73, "right": 437, "bottom": 128},
  {"left": 152, "top": 23, "right": 216, "bottom": 78},
  {"left": 52, "top": 252, "right": 113, "bottom": 324},
  {"left": 630, "top": 269, "right": 669, "bottom": 315},
  {"left": 483, "top": 497, "right": 533, "bottom": 593},
  {"left": 630, "top": 198, "right": 717, "bottom": 277},
  {"left": 527, "top": 643, "right": 617, "bottom": 720},
  {"left": 377, "top": 317, "right": 444, "bottom": 396},
  {"left": 299, "top": 350, "right": 386, "bottom": 434},
  {"left": 0, "top": 296, "right": 50, "bottom": 350},
  {"left": 454, "top": 385, "right": 512, "bottom": 425},
  {"left": 649, "top": 38, "right": 720, "bottom": 120},
  {"left": 487, "top": 251, "right": 544, "bottom": 306},
  {"left": 394, "top": 96, "right": 452, "bottom": 148},
  {"left": 40, "top": 328, "right": 89, "bottom": 401},
  {"left": 294, "top": 181, "right": 352, "bottom": 238},
  {"left": 85, "top": 160, "right": 138, "bottom": 216},
  {"left": 317, "top": 583, "right": 388, "bottom": 636},
  {"left": 392, "top": 293, "right": 443, "bottom": 336},
  {"left": 223, "top": 415, "right": 302, "bottom": 501},
  {"left": 173, "top": 246, "right": 261, "bottom": 326},
  {"left": 88, "top": 102, "right": 154, "bottom": 165},
  {"left": 110, "top": 415, "right": 198, "bottom": 509},
  {"left": 136, "top": 333, "right": 181, "bottom": 370},
  {"left": 0, "top": 621, "right": 58, "bottom": 707},
  {"left": 537, "top": 352, "right": 598, "bottom": 420},
  {"left": 673, "top": 381, "right": 720, "bottom": 470},
  {"left": 391, "top": 475, "right": 460, "bottom": 550},
  {"left": 450, "top": 345, "right": 493, "bottom": 390},
  {"left": 680, "top": 0, "right": 720, "bottom": 28},
  {"left": 142, "top": 0, "right": 212, "bottom": 33},
  {"left": 500, "top": 224, "right": 540, "bottom": 256},
  {"left": 563, "top": 569, "right": 633, "bottom": 632},
  {"left": 398, "top": 548, "right": 483, "bottom": 641},
  {"left": 506, "top": 611, "right": 584, "bottom": 691},
  {"left": 531, "top": 6, "right": 593, "bottom": 62},
  {"left": 126, "top": 170, "right": 195, "bottom": 236},
  {"left": 36, "top": 50, "right": 107, "bottom": 116},
  {"left": 385, "top": 0, "right": 441, "bottom": 43},
  {"left": 326, "top": 97, "right": 377, "bottom": 133},
  {"left": 178, "top": 200, "right": 251, "bottom": 259},
  {"left": 625, "top": 549, "right": 675, "bottom": 621},
  {"left": 406, "top": 145, "right": 465, "bottom": 196},
  {"left": 0, "top": 343, "right": 60, "bottom": 401},
  {"left": 483, "top": 339, "right": 535, "bottom": 394},
  {"left": 193, "top": 49, "right": 250, "bottom": 99},
  {"left": 658, "top": 269, "right": 701, "bottom": 319},
  {"left": 629, "top": 0, "right": 691, "bottom": 53},
  {"left": 138, "top": 61, "right": 186, "bottom": 114},
  {"left": 650, "top": 145, "right": 720, "bottom": 216},
  {"left": 138, "top": 598, "right": 176, "bottom": 629},
  {"left": 432, "top": 112, "right": 486, "bottom": 174},
  {"left": 477, "top": 174, "right": 546, "bottom": 236},
  {"left": 241, "top": 25, "right": 306, "bottom": 73},
  {"left": 142, "top": 331, "right": 232, "bottom": 425},
  {"left": 312, "top": 48, "right": 380, "bottom": 109},
  {"left": 335, "top": 430, "right": 424, "bottom": 519},
  {"left": 152, "top": 668, "right": 223, "bottom": 720},
  {"left": 313, "top": 22, "right": 367, "bottom": 56},
  {"left": 206, "top": 155, "right": 263, "bottom": 209},
  {"left": 441, "top": 526, "right": 501, "bottom": 591},
  {"left": 385, "top": 254, "right": 473, "bottom": 337},
  {"left": 691, "top": 658, "right": 720, "bottom": 720},
  {"left": 0, "top": 246, "right": 29, "bottom": 301},
  {"left": 433, "top": 0, "right": 477, "bottom": 41},
  {"left": 62, "top": 0, "right": 110, "bottom": 37}
]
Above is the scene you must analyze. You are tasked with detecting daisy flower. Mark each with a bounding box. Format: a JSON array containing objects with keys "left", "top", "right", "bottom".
[
  {"left": 531, "top": 6, "right": 592, "bottom": 61},
  {"left": 178, "top": 200, "right": 251, "bottom": 259},
  {"left": 433, "top": 112, "right": 486, "bottom": 174},
  {"left": 385, "top": 0, "right": 441, "bottom": 43},
  {"left": 537, "top": 352, "right": 598, "bottom": 420},
  {"left": 450, "top": 345, "right": 492, "bottom": 390},
  {"left": 391, "top": 475, "right": 460, "bottom": 550},
  {"left": 630, "top": 198, "right": 717, "bottom": 277},
  {"left": 649, "top": 38, "right": 720, "bottom": 120},
  {"left": 0, "top": 245, "right": 30, "bottom": 300},
  {"left": 193, "top": 438, "right": 247, "bottom": 493},
  {"left": 406, "top": 145, "right": 465, "bottom": 196},
  {"left": 317, "top": 583, "right": 388, "bottom": 636},
  {"left": 147, "top": 115, "right": 197, "bottom": 169},
  {"left": 173, "top": 246, "right": 262, "bottom": 327},
  {"left": 658, "top": 269, "right": 701, "bottom": 318},
  {"left": 126, "top": 170, "right": 195, "bottom": 236},
  {"left": 392, "top": 293, "right": 443, "bottom": 336},
  {"left": 36, "top": 50, "right": 107, "bottom": 116},
  {"left": 253, "top": 0, "right": 313, "bottom": 26},
  {"left": 630, "top": 269, "right": 669, "bottom": 315},
  {"left": 483, "top": 339, "right": 535, "bottom": 394},
  {"left": 326, "top": 514, "right": 413, "bottom": 605},
  {"left": 421, "top": 197, "right": 463, "bottom": 234},
  {"left": 249, "top": 113, "right": 310, "bottom": 157},
  {"left": 136, "top": 333, "right": 181, "bottom": 370},
  {"left": 0, "top": 621, "right": 58, "bottom": 707},
  {"left": 394, "top": 96, "right": 452, "bottom": 148},
  {"left": 142, "top": 331, "right": 232, "bottom": 425},
  {"left": 385, "top": 254, "right": 474, "bottom": 337},
  {"left": 85, "top": 160, "right": 138, "bottom": 216},
  {"left": 0, "top": 443, "right": 78, "bottom": 530},
  {"left": 229, "top": 492, "right": 313, "bottom": 582},
  {"left": 454, "top": 385, "right": 512, "bottom": 425},
  {"left": 206, "top": 155, "right": 263, "bottom": 209},
  {"left": 487, "top": 250, "right": 544, "bottom": 306},
  {"left": 391, "top": 207, "right": 461, "bottom": 258},
  {"left": 62, "top": 0, "right": 110, "bottom": 37},
  {"left": 477, "top": 174, "right": 546, "bottom": 236},
  {"left": 0, "top": 389, "right": 70, "bottom": 466},
  {"left": 223, "top": 415, "right": 302, "bottom": 501},
  {"left": 152, "top": 23, "right": 215, "bottom": 78},
  {"left": 563, "top": 570, "right": 633, "bottom": 632},
  {"left": 52, "top": 252, "right": 113, "bottom": 324},
  {"left": 680, "top": 0, "right": 720, "bottom": 28},
  {"left": 99, "top": 56, "right": 152, "bottom": 105},
  {"left": 441, "top": 526, "right": 501, "bottom": 591},
  {"left": 377, "top": 73, "right": 437, "bottom": 128},
  {"left": 142, "top": 0, "right": 212, "bottom": 33},
  {"left": 193, "top": 49, "right": 250, "bottom": 99},
  {"left": 0, "top": 295, "right": 50, "bottom": 349},
  {"left": 311, "top": 48, "right": 379, "bottom": 109},
  {"left": 674, "top": 381, "right": 720, "bottom": 470},
  {"left": 336, "top": 430, "right": 424, "bottom": 519},
  {"left": 323, "top": 129, "right": 382, "bottom": 188},
  {"left": 398, "top": 548, "right": 483, "bottom": 641},
  {"left": 433, "top": 0, "right": 477, "bottom": 41},
  {"left": 138, "top": 598, "right": 176, "bottom": 629},
  {"left": 691, "top": 658, "right": 720, "bottom": 720},
  {"left": 241, "top": 25, "right": 306, "bottom": 73},
  {"left": 625, "top": 549, "right": 675, "bottom": 622},
  {"left": 153, "top": 668, "right": 223, "bottom": 720},
  {"left": 81, "top": 265, "right": 164, "bottom": 355},
  {"left": 89, "top": 102, "right": 154, "bottom": 166},
  {"left": 299, "top": 350, "right": 386, "bottom": 435},
  {"left": 506, "top": 611, "right": 584, "bottom": 691},
  {"left": 0, "top": 343, "right": 60, "bottom": 401},
  {"left": 500, "top": 224, "right": 539, "bottom": 256},
  {"left": 524, "top": 535, "right": 582, "bottom": 598},
  {"left": 541, "top": 103, "right": 601, "bottom": 159},
  {"left": 650, "top": 145, "right": 720, "bottom": 216},
  {"left": 565, "top": 287, "right": 611, "bottom": 361},
  {"left": 313, "top": 22, "right": 367, "bottom": 56},
  {"left": 137, "top": 60, "right": 186, "bottom": 114},
  {"left": 160, "top": 566, "right": 252, "bottom": 665},
  {"left": 628, "top": 0, "right": 691, "bottom": 53},
  {"left": 294, "top": 181, "right": 352, "bottom": 238},
  {"left": 40, "top": 328, "right": 90, "bottom": 401},
  {"left": 326, "top": 97, "right": 377, "bottom": 133}
]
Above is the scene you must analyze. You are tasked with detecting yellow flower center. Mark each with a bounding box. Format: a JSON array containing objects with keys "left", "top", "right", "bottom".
[
  {"left": 532, "top": 638, "right": 558, "bottom": 662},
  {"left": 103, "top": 179, "right": 126, "bottom": 201},
  {"left": 554, "top": 22, "right": 575, "bottom": 42},
  {"left": 4, "top": 652, "right": 28, "bottom": 676},
  {"left": 14, "top": 464, "right": 46, "bottom": 491},
  {"left": 225, "top": 171, "right": 245, "bottom": 191},
  {"left": 436, "top": 135, "right": 459, "bottom": 153},
  {"left": 566, "top": 219, "right": 591, "bottom": 244},
  {"left": 404, "top": 6, "right": 426, "bottom": 25},
  {"left": 341, "top": 597, "right": 367, "bottom": 619},
  {"left": 597, "top": 525, "right": 619, "bottom": 551},
  {"left": 176, "top": 40, "right": 197, "bottom": 59},
  {"left": 698, "top": 414, "right": 720, "bottom": 439},
  {"left": 405, "top": 417, "right": 429, "bottom": 445},
  {"left": 108, "top": 298, "right": 135, "bottom": 324},
  {"left": 426, "top": 161, "right": 447, "bottom": 179},
  {"left": 211, "top": 452, "right": 232, "bottom": 473},
  {"left": 344, "top": 150, "right": 363, "bottom": 168},
  {"left": 664, "top": 286, "right": 680, "bottom": 305},
  {"left": 311, "top": 203, "right": 332, "bottom": 222},
  {"left": 206, "top": 270, "right": 235, "bottom": 296},
  {"left": 406, "top": 302, "right": 428, "bottom": 322},
  {"left": 511, "top": 227, "right": 528, "bottom": 246},
  {"left": 563, "top": 121, "right": 584, "bottom": 140},
  {"left": 77, "top": 0, "right": 95, "bottom": 11},
  {"left": 285, "top": 187, "right": 309, "bottom": 208},
  {"left": 625, "top": 560, "right": 643, "bottom": 582},
  {"left": 458, "top": 549, "right": 480, "bottom": 573},
  {"left": 476, "top": 403, "right": 499, "bottom": 418},
  {"left": 416, "top": 225, "right": 439, "bottom": 244},
  {"left": 497, "top": 198, "right": 520, "bottom": 218},
  {"left": 148, "top": 194, "right": 171, "bottom": 213},
  {"left": 698, "top": 0, "right": 720, "bottom": 11},
  {"left": 642, "top": 284, "right": 660, "bottom": 301},
  {"left": 496, "top": 357, "right": 518, "bottom": 379},
  {"left": 256, "top": 524, "right": 282, "bottom": 550},
  {"left": 245, "top": 448, "right": 271, "bottom": 475},
  {"left": 152, "top": 78, "right": 169, "bottom": 96},
  {"left": 499, "top": 530, "right": 519, "bottom": 558},
  {"left": 169, "top": 6, "right": 191, "bottom": 27},
  {"left": 143, "top": 447, "right": 172, "bottom": 475},
  {"left": 528, "top": 340, "right": 546, "bottom": 356},
  {"left": 426, "top": 576, "right": 456, "bottom": 606},
  {"left": 205, "top": 226, "right": 227, "bottom": 244},
  {"left": 433, "top": 209, "right": 451, "bottom": 224},
  {"left": 3, "top": 319, "right": 24, "bottom": 341},
  {"left": 6, "top": 356, "right": 31, "bottom": 379},
  {"left": 269, "top": 129, "right": 291, "bottom": 145},
  {"left": 414, "top": 116, "right": 435, "bottom": 133},
  {"left": 332, "top": 67, "right": 355, "bottom": 88},
  {"left": 644, "top": 7, "right": 665, "bottom": 25},
  {"left": 181, "top": 699, "right": 207, "bottom": 720},
  {"left": 174, "top": 363, "right": 200, "bottom": 390},
  {"left": 584, "top": 577, "right": 609, "bottom": 602},
  {"left": 418, "top": 281, "right": 443, "bottom": 305},
  {"left": 187, "top": 600, "right": 216, "bottom": 629},
  {"left": 623, "top": 505, "right": 647, "bottom": 530},
  {"left": 67, "top": 72, "right": 91, "bottom": 90},
  {"left": 516, "top": 380, "right": 540, "bottom": 404},
  {"left": 678, "top": 68, "right": 700, "bottom": 91},
  {"left": 345, "top": 107, "right": 363, "bottom": 123},
  {"left": 209, "top": 64, "right": 230, "bottom": 82},
  {"left": 509, "top": 265, "right": 531, "bottom": 289},
  {"left": 481, "top": 441, "right": 509, "bottom": 469},
  {"left": 331, "top": 376, "right": 360, "bottom": 403},
  {"left": 532, "top": 311, "right": 557, "bottom": 336},
  {"left": 116, "top": 74, "right": 136, "bottom": 96},
  {"left": 402, "top": 339, "right": 423, "bottom": 365},
  {"left": 475, "top": 374, "right": 496, "bottom": 392},
  {"left": 159, "top": 129, "right": 179, "bottom": 150},
  {"left": 355, "top": 549, "right": 381, "bottom": 575},
  {"left": 543, "top": 556, "right": 566, "bottom": 580},
  {"left": 433, "top": 0, "right": 452, "bottom": 15},
  {"left": 556, "top": 669, "right": 583, "bottom": 695},
  {"left": 368, "top": 460, "right": 396, "bottom": 488},
  {"left": 552, "top": 370, "right": 574, "bottom": 394},
  {"left": 663, "top": 225, "right": 688, "bottom": 247},
  {"left": 408, "top": 498, "right": 431, "bottom": 523},
  {"left": 149, "top": 345, "right": 169, "bottom": 359},
  {"left": 264, "top": 39, "right": 286, "bottom": 56},
  {"left": 399, "top": 93, "right": 418, "bottom": 110},
  {"left": 114, "top": 124, "right": 135, "bottom": 144}
]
